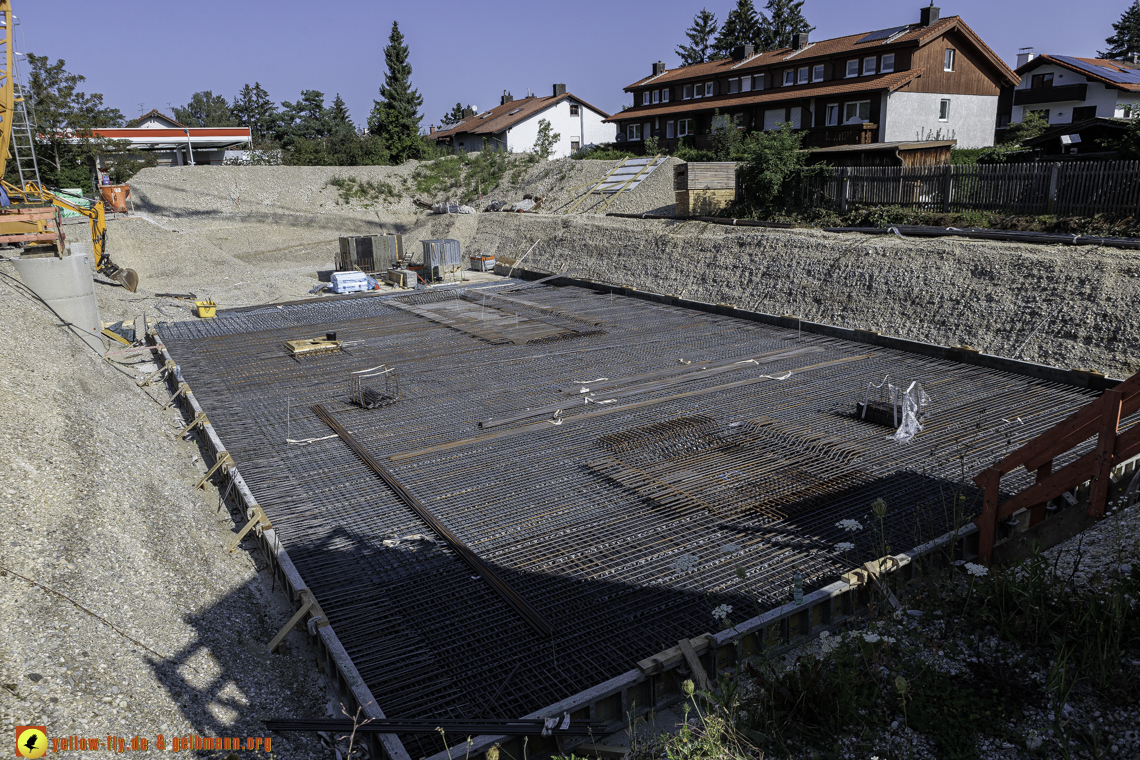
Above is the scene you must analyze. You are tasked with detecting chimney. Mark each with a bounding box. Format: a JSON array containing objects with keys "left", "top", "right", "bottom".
[
  {"left": 500, "top": 90, "right": 513, "bottom": 105},
  {"left": 731, "top": 44, "right": 755, "bottom": 60},
  {"left": 1016, "top": 47, "right": 1036, "bottom": 68},
  {"left": 429, "top": 125, "right": 435, "bottom": 134},
  {"left": 791, "top": 32, "right": 808, "bottom": 49},
  {"left": 920, "top": 4, "right": 940, "bottom": 26},
  {"left": 1131, "top": 52, "right": 1139, "bottom": 65},
  {"left": 652, "top": 61, "right": 666, "bottom": 76},
  {"left": 552, "top": 83, "right": 567, "bottom": 97},
  {"left": 461, "top": 106, "right": 476, "bottom": 118}
]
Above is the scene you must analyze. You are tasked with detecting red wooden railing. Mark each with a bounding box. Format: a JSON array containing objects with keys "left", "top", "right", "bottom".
[{"left": 972, "top": 370, "right": 1140, "bottom": 563}]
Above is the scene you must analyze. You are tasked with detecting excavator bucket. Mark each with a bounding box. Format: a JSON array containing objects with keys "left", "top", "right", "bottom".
[{"left": 115, "top": 268, "right": 139, "bottom": 293}]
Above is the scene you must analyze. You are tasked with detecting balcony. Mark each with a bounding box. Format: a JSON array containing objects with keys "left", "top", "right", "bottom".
[
  {"left": 1013, "top": 84, "right": 1088, "bottom": 106},
  {"left": 800, "top": 123, "right": 879, "bottom": 148}
]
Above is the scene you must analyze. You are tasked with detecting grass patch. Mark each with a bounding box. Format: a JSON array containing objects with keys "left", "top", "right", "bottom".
[
  {"left": 327, "top": 176, "right": 401, "bottom": 205},
  {"left": 410, "top": 150, "right": 536, "bottom": 204}
]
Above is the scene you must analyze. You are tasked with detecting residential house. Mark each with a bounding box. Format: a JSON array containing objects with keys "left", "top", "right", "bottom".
[
  {"left": 609, "top": 6, "right": 1018, "bottom": 151},
  {"left": 92, "top": 110, "right": 252, "bottom": 166},
  {"left": 1003, "top": 51, "right": 1140, "bottom": 130},
  {"left": 430, "top": 85, "right": 614, "bottom": 158}
]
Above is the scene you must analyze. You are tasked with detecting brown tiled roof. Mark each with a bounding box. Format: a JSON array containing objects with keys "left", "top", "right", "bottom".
[
  {"left": 623, "top": 16, "right": 1016, "bottom": 90},
  {"left": 605, "top": 69, "right": 923, "bottom": 122},
  {"left": 1017, "top": 54, "right": 1140, "bottom": 91},
  {"left": 431, "top": 93, "right": 610, "bottom": 140}
]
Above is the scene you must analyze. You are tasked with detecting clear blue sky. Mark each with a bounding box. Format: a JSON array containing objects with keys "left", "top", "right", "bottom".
[{"left": 18, "top": 0, "right": 1132, "bottom": 130}]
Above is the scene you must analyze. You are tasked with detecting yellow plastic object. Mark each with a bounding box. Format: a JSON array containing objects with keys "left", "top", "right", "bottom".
[{"left": 195, "top": 300, "right": 217, "bottom": 318}]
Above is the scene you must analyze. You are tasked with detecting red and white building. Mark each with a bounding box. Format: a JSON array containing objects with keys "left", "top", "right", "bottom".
[{"left": 92, "top": 110, "right": 252, "bottom": 166}]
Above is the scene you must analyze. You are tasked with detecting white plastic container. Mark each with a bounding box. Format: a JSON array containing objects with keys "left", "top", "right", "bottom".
[{"left": 329, "top": 271, "right": 372, "bottom": 294}]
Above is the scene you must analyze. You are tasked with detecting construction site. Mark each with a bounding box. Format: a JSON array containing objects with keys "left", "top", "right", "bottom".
[{"left": 0, "top": 0, "right": 1135, "bottom": 732}]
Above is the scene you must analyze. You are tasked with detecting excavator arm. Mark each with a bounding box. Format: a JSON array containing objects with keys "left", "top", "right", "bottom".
[{"left": 2, "top": 179, "right": 139, "bottom": 292}]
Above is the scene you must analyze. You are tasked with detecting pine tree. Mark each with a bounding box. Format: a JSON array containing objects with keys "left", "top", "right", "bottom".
[
  {"left": 677, "top": 9, "right": 719, "bottom": 66},
  {"left": 1100, "top": 0, "right": 1140, "bottom": 59},
  {"left": 757, "top": 0, "right": 814, "bottom": 51},
  {"left": 231, "top": 82, "right": 278, "bottom": 145},
  {"left": 369, "top": 20, "right": 424, "bottom": 164},
  {"left": 712, "top": 0, "right": 761, "bottom": 59},
  {"left": 440, "top": 103, "right": 466, "bottom": 127}
]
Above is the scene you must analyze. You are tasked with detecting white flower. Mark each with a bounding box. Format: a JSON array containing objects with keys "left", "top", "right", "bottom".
[
  {"left": 837, "top": 519, "right": 863, "bottom": 532},
  {"left": 711, "top": 604, "right": 733, "bottom": 621},
  {"left": 835, "top": 541, "right": 855, "bottom": 552},
  {"left": 819, "top": 630, "right": 830, "bottom": 638},
  {"left": 964, "top": 562, "right": 989, "bottom": 577},
  {"left": 672, "top": 554, "right": 699, "bottom": 574},
  {"left": 862, "top": 633, "right": 881, "bottom": 643}
]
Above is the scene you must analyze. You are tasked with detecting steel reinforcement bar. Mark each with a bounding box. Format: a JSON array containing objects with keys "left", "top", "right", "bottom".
[{"left": 150, "top": 329, "right": 413, "bottom": 760}]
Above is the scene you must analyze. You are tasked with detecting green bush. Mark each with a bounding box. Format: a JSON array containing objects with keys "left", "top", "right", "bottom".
[
  {"left": 569, "top": 144, "right": 636, "bottom": 161},
  {"left": 673, "top": 146, "right": 716, "bottom": 162},
  {"left": 736, "top": 123, "right": 813, "bottom": 207}
]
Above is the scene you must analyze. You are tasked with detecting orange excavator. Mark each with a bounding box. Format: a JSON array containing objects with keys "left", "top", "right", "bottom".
[{"left": 0, "top": 0, "right": 138, "bottom": 291}]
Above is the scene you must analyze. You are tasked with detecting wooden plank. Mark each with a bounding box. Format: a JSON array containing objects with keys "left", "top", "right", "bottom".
[
  {"left": 677, "top": 637, "right": 711, "bottom": 692},
  {"left": 1029, "top": 461, "right": 1052, "bottom": 527},
  {"left": 1087, "top": 389, "right": 1124, "bottom": 517},
  {"left": 977, "top": 468, "right": 1001, "bottom": 564}
]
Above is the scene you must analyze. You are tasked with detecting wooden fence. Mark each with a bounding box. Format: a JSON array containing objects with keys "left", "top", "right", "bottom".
[{"left": 789, "top": 161, "right": 1140, "bottom": 216}]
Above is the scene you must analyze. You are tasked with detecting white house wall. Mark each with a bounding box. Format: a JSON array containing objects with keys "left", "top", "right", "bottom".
[
  {"left": 505, "top": 100, "right": 616, "bottom": 158},
  {"left": 884, "top": 91, "right": 998, "bottom": 147},
  {"left": 1009, "top": 62, "right": 1139, "bottom": 124}
]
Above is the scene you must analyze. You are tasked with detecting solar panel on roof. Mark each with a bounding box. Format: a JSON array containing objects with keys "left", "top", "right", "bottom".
[
  {"left": 857, "top": 25, "right": 911, "bottom": 44},
  {"left": 1053, "top": 55, "right": 1140, "bottom": 84}
]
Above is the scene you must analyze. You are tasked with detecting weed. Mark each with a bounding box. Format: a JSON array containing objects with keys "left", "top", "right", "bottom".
[{"left": 327, "top": 176, "right": 399, "bottom": 205}]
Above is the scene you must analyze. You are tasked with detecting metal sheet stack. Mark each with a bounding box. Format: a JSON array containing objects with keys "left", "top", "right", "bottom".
[
  {"left": 338, "top": 234, "right": 404, "bottom": 274},
  {"left": 421, "top": 238, "right": 462, "bottom": 281},
  {"left": 674, "top": 162, "right": 738, "bottom": 217}
]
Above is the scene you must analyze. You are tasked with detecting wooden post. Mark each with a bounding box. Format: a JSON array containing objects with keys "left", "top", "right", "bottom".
[
  {"left": 1046, "top": 163, "right": 1060, "bottom": 214},
  {"left": 977, "top": 467, "right": 1001, "bottom": 564},
  {"left": 1029, "top": 460, "right": 1052, "bottom": 527},
  {"left": 839, "top": 168, "right": 849, "bottom": 213},
  {"left": 1088, "top": 389, "right": 1124, "bottom": 518},
  {"left": 942, "top": 164, "right": 953, "bottom": 213}
]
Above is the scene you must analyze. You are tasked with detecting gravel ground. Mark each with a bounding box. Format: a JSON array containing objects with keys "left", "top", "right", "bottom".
[{"left": 0, "top": 260, "right": 331, "bottom": 757}]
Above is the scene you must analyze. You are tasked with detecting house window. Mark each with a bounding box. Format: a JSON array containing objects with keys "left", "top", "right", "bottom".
[
  {"left": 678, "top": 118, "right": 694, "bottom": 137},
  {"left": 763, "top": 108, "right": 785, "bottom": 130},
  {"left": 881, "top": 53, "right": 895, "bottom": 73},
  {"left": 662, "top": 88, "right": 670, "bottom": 103},
  {"left": 812, "top": 64, "right": 824, "bottom": 81},
  {"left": 944, "top": 49, "right": 955, "bottom": 71},
  {"left": 705, "top": 82, "right": 714, "bottom": 96},
  {"left": 683, "top": 84, "right": 693, "bottom": 99},
  {"left": 843, "top": 100, "right": 871, "bottom": 123},
  {"left": 652, "top": 90, "right": 660, "bottom": 104},
  {"left": 754, "top": 73, "right": 765, "bottom": 89},
  {"left": 734, "top": 113, "right": 746, "bottom": 129},
  {"left": 642, "top": 91, "right": 650, "bottom": 105},
  {"left": 694, "top": 83, "right": 703, "bottom": 99},
  {"left": 728, "top": 77, "right": 740, "bottom": 94},
  {"left": 797, "top": 67, "right": 809, "bottom": 84},
  {"left": 783, "top": 69, "right": 794, "bottom": 86},
  {"left": 741, "top": 75, "right": 752, "bottom": 92},
  {"left": 571, "top": 140, "right": 580, "bottom": 151},
  {"left": 1115, "top": 104, "right": 1133, "bottom": 118},
  {"left": 1030, "top": 73, "right": 1054, "bottom": 89},
  {"left": 939, "top": 98, "right": 950, "bottom": 121},
  {"left": 825, "top": 103, "right": 840, "bottom": 126},
  {"left": 846, "top": 59, "right": 859, "bottom": 77},
  {"left": 863, "top": 57, "right": 877, "bottom": 75},
  {"left": 666, "top": 120, "right": 675, "bottom": 138},
  {"left": 628, "top": 124, "right": 641, "bottom": 140},
  {"left": 569, "top": 104, "right": 580, "bottom": 116},
  {"left": 1072, "top": 106, "right": 1096, "bottom": 121}
]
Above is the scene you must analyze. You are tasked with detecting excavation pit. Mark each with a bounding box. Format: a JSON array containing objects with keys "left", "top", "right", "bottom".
[{"left": 158, "top": 279, "right": 1107, "bottom": 759}]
